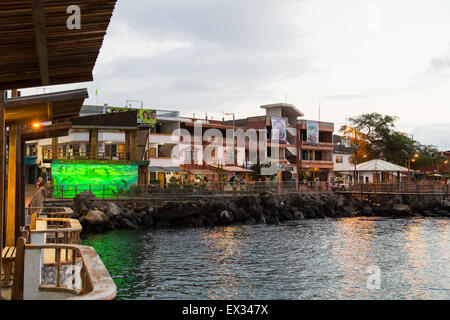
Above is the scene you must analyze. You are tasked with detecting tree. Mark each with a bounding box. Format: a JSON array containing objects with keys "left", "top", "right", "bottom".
[{"left": 340, "top": 112, "right": 440, "bottom": 168}]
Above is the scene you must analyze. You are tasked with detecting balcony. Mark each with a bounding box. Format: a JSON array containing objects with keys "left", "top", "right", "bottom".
[
  {"left": 149, "top": 157, "right": 180, "bottom": 167},
  {"left": 299, "top": 160, "right": 334, "bottom": 169},
  {"left": 41, "top": 150, "right": 150, "bottom": 163},
  {"left": 149, "top": 133, "right": 179, "bottom": 145},
  {"left": 2, "top": 208, "right": 116, "bottom": 300}
]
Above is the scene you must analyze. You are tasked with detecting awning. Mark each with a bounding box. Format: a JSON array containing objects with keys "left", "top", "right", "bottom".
[
  {"left": 150, "top": 166, "right": 187, "bottom": 173},
  {"left": 162, "top": 167, "right": 187, "bottom": 173},
  {"left": 188, "top": 169, "right": 215, "bottom": 175},
  {"left": 338, "top": 159, "right": 410, "bottom": 172},
  {"left": 210, "top": 165, "right": 253, "bottom": 173}
]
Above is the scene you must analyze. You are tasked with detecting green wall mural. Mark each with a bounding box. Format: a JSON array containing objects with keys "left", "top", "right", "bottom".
[{"left": 51, "top": 163, "right": 138, "bottom": 198}]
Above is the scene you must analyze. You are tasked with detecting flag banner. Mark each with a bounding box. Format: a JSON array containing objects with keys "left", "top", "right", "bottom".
[
  {"left": 271, "top": 117, "right": 287, "bottom": 143},
  {"left": 306, "top": 121, "right": 319, "bottom": 145}
]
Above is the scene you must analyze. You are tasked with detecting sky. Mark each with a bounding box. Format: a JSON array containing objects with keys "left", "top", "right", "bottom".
[{"left": 22, "top": 0, "right": 450, "bottom": 150}]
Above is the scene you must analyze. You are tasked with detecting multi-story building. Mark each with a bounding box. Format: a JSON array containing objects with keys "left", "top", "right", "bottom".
[
  {"left": 332, "top": 134, "right": 353, "bottom": 182},
  {"left": 27, "top": 102, "right": 336, "bottom": 189}
]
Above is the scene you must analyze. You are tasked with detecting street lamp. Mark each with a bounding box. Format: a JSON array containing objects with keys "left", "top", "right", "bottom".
[{"left": 223, "top": 112, "right": 235, "bottom": 129}]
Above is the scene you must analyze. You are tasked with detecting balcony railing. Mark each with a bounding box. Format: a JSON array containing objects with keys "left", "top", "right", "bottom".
[
  {"left": 23, "top": 243, "right": 116, "bottom": 300},
  {"left": 42, "top": 151, "right": 132, "bottom": 161},
  {"left": 9, "top": 215, "right": 116, "bottom": 300}
]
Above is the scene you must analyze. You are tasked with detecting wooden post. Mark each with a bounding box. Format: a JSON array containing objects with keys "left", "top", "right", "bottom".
[
  {"left": 88, "top": 129, "right": 98, "bottom": 159},
  {"left": 6, "top": 125, "right": 18, "bottom": 246},
  {"left": 0, "top": 90, "right": 5, "bottom": 294},
  {"left": 51, "top": 137, "right": 58, "bottom": 159}
]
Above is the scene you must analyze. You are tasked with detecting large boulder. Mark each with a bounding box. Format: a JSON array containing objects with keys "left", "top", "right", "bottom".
[
  {"left": 392, "top": 204, "right": 411, "bottom": 216},
  {"left": 154, "top": 205, "right": 202, "bottom": 221},
  {"left": 80, "top": 209, "right": 108, "bottom": 225},
  {"left": 106, "top": 202, "right": 122, "bottom": 217},
  {"left": 72, "top": 191, "right": 96, "bottom": 218},
  {"left": 220, "top": 210, "right": 234, "bottom": 224}
]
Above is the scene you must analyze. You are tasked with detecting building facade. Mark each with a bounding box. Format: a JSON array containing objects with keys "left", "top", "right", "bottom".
[{"left": 27, "top": 102, "right": 336, "bottom": 189}]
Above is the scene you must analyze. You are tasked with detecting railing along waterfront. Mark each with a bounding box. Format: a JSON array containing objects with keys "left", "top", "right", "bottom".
[
  {"left": 30, "top": 217, "right": 82, "bottom": 245},
  {"left": 43, "top": 181, "right": 328, "bottom": 200},
  {"left": 27, "top": 207, "right": 73, "bottom": 219},
  {"left": 24, "top": 244, "right": 116, "bottom": 300},
  {"left": 10, "top": 215, "right": 116, "bottom": 300},
  {"left": 343, "top": 182, "right": 449, "bottom": 195}
]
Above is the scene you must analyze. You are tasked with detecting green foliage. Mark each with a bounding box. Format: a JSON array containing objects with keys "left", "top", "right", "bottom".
[{"left": 341, "top": 112, "right": 443, "bottom": 168}]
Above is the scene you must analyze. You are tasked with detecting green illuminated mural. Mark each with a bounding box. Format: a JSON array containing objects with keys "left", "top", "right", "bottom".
[{"left": 51, "top": 163, "right": 138, "bottom": 198}]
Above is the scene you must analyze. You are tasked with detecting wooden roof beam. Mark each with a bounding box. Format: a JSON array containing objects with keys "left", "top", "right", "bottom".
[{"left": 31, "top": 0, "right": 50, "bottom": 86}]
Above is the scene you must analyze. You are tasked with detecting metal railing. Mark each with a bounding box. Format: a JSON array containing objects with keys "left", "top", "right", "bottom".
[
  {"left": 43, "top": 181, "right": 329, "bottom": 200},
  {"left": 343, "top": 182, "right": 449, "bottom": 195},
  {"left": 25, "top": 244, "right": 116, "bottom": 300},
  {"left": 30, "top": 217, "right": 82, "bottom": 246},
  {"left": 42, "top": 150, "right": 133, "bottom": 161}
]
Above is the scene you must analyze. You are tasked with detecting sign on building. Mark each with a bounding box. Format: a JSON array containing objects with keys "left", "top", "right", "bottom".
[
  {"left": 271, "top": 117, "right": 287, "bottom": 143},
  {"left": 306, "top": 121, "right": 319, "bottom": 145},
  {"left": 109, "top": 107, "right": 157, "bottom": 127}
]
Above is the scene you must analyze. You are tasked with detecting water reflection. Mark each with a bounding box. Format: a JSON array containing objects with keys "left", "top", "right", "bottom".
[{"left": 83, "top": 218, "right": 449, "bottom": 300}]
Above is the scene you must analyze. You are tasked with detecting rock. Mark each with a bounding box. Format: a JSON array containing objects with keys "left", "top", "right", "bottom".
[
  {"left": 293, "top": 211, "right": 305, "bottom": 220},
  {"left": 73, "top": 191, "right": 96, "bottom": 217},
  {"left": 120, "top": 218, "right": 140, "bottom": 230},
  {"left": 106, "top": 202, "right": 122, "bottom": 216},
  {"left": 154, "top": 205, "right": 201, "bottom": 221},
  {"left": 123, "top": 209, "right": 136, "bottom": 220},
  {"left": 362, "top": 206, "right": 374, "bottom": 216},
  {"left": 81, "top": 209, "right": 108, "bottom": 225},
  {"left": 392, "top": 204, "right": 411, "bottom": 216},
  {"left": 220, "top": 210, "right": 234, "bottom": 224},
  {"left": 142, "top": 213, "right": 155, "bottom": 227},
  {"left": 136, "top": 210, "right": 148, "bottom": 219},
  {"left": 435, "top": 209, "right": 450, "bottom": 217},
  {"left": 258, "top": 215, "right": 267, "bottom": 224}
]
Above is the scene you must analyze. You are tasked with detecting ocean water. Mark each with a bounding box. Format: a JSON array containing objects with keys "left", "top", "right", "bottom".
[{"left": 82, "top": 217, "right": 449, "bottom": 300}]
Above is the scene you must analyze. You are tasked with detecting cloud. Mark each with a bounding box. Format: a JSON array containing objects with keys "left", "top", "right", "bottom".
[
  {"left": 409, "top": 47, "right": 450, "bottom": 89},
  {"left": 324, "top": 94, "right": 369, "bottom": 101},
  {"left": 412, "top": 123, "right": 450, "bottom": 150},
  {"left": 88, "top": 0, "right": 312, "bottom": 115}
]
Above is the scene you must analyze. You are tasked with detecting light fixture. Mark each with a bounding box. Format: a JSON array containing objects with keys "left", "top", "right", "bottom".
[
  {"left": 414, "top": 154, "right": 419, "bottom": 158},
  {"left": 32, "top": 122, "right": 40, "bottom": 129}
]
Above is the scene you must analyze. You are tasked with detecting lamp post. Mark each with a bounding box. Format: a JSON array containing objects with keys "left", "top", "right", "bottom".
[{"left": 223, "top": 112, "right": 235, "bottom": 130}]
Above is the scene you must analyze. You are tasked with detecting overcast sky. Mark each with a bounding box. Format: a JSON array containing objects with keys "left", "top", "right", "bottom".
[{"left": 24, "top": 0, "right": 450, "bottom": 150}]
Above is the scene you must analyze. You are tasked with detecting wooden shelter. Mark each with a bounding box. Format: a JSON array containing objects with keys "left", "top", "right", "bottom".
[
  {"left": 0, "top": 0, "right": 117, "bottom": 294},
  {"left": 0, "top": 0, "right": 117, "bottom": 90}
]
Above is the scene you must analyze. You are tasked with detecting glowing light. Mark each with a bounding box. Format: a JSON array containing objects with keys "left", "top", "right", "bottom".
[
  {"left": 32, "top": 123, "right": 40, "bottom": 128},
  {"left": 414, "top": 154, "right": 419, "bottom": 158}
]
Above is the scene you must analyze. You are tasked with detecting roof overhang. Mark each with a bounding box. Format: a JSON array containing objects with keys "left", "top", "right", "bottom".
[
  {"left": 4, "top": 89, "right": 88, "bottom": 125},
  {"left": 19, "top": 122, "right": 72, "bottom": 141},
  {"left": 71, "top": 110, "right": 139, "bottom": 130},
  {"left": 0, "top": 0, "right": 117, "bottom": 90},
  {"left": 260, "top": 103, "right": 304, "bottom": 118}
]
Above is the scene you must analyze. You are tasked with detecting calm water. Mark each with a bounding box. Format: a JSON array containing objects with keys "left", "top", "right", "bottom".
[{"left": 82, "top": 217, "right": 449, "bottom": 300}]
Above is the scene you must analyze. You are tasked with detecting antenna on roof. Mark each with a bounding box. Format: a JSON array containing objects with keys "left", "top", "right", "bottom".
[
  {"left": 285, "top": 93, "right": 288, "bottom": 104},
  {"left": 318, "top": 100, "right": 321, "bottom": 121}
]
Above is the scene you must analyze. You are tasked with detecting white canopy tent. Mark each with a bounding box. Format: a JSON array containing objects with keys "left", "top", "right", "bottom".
[{"left": 338, "top": 159, "right": 410, "bottom": 183}]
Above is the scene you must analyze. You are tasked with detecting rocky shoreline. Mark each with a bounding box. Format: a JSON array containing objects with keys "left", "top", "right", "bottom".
[{"left": 69, "top": 191, "right": 450, "bottom": 233}]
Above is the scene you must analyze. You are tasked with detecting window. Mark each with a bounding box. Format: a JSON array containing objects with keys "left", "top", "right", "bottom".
[
  {"left": 336, "top": 156, "right": 343, "bottom": 163},
  {"left": 105, "top": 144, "right": 118, "bottom": 157},
  {"left": 185, "top": 148, "right": 198, "bottom": 164}
]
